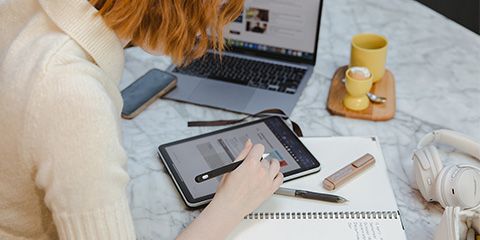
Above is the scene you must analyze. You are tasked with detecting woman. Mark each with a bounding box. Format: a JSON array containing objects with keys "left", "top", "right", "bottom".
[{"left": 0, "top": 0, "right": 284, "bottom": 239}]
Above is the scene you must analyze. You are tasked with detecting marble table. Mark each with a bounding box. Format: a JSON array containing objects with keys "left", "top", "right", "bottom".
[{"left": 120, "top": 0, "right": 480, "bottom": 239}]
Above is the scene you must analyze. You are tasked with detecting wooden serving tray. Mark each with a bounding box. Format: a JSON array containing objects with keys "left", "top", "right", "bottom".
[{"left": 327, "top": 66, "right": 396, "bottom": 121}]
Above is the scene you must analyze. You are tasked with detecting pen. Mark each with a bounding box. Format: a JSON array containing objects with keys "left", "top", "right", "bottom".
[
  {"left": 195, "top": 153, "right": 270, "bottom": 183},
  {"left": 275, "top": 187, "right": 348, "bottom": 203}
]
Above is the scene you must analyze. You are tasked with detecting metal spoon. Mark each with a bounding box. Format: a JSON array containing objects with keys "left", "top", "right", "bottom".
[
  {"left": 367, "top": 92, "right": 387, "bottom": 103},
  {"left": 341, "top": 78, "right": 387, "bottom": 104}
]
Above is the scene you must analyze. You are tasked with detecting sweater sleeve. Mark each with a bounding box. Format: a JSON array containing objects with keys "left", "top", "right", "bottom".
[{"left": 23, "top": 63, "right": 136, "bottom": 240}]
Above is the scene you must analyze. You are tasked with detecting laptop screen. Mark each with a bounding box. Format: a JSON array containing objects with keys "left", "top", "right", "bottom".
[{"left": 223, "top": 0, "right": 323, "bottom": 64}]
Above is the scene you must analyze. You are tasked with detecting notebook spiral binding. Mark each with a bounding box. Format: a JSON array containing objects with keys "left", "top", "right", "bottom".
[{"left": 244, "top": 211, "right": 399, "bottom": 220}]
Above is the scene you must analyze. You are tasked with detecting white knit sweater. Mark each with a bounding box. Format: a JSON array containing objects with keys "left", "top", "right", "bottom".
[{"left": 0, "top": 0, "right": 136, "bottom": 239}]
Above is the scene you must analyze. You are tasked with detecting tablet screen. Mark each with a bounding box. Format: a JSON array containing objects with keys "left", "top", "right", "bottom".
[{"left": 159, "top": 117, "right": 319, "bottom": 204}]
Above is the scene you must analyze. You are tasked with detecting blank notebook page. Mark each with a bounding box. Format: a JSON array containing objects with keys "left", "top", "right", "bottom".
[{"left": 227, "top": 136, "right": 407, "bottom": 240}]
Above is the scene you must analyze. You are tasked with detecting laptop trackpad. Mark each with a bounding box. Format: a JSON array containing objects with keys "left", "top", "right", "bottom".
[{"left": 190, "top": 81, "right": 254, "bottom": 110}]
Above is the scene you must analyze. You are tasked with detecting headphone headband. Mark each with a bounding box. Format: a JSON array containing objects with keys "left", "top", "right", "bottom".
[{"left": 418, "top": 129, "right": 480, "bottom": 160}]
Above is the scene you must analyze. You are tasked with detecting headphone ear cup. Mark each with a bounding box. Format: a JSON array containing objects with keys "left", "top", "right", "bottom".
[
  {"left": 428, "top": 145, "right": 444, "bottom": 203},
  {"left": 471, "top": 210, "right": 480, "bottom": 234},
  {"left": 437, "top": 165, "right": 480, "bottom": 209},
  {"left": 434, "top": 166, "right": 453, "bottom": 208},
  {"left": 429, "top": 145, "right": 443, "bottom": 171},
  {"left": 413, "top": 145, "right": 443, "bottom": 202},
  {"left": 434, "top": 207, "right": 460, "bottom": 240}
]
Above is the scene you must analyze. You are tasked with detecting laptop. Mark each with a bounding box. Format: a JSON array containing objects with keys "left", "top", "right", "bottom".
[{"left": 165, "top": 0, "right": 323, "bottom": 115}]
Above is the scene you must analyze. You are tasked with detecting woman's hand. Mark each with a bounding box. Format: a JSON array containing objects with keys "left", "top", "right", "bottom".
[
  {"left": 177, "top": 140, "right": 283, "bottom": 240},
  {"left": 211, "top": 139, "right": 284, "bottom": 218}
]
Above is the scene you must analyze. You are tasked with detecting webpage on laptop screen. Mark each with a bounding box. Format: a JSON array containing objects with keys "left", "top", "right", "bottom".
[{"left": 224, "top": 0, "right": 321, "bottom": 60}]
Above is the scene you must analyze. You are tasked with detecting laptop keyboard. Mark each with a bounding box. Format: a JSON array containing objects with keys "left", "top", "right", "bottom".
[{"left": 173, "top": 53, "right": 307, "bottom": 94}]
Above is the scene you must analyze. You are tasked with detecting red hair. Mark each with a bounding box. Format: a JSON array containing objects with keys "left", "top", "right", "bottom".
[{"left": 90, "top": 0, "right": 244, "bottom": 65}]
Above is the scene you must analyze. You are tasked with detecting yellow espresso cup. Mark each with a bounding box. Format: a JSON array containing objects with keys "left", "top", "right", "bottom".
[{"left": 350, "top": 33, "right": 388, "bottom": 83}]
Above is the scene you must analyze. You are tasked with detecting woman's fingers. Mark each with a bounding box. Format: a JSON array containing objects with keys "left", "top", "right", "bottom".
[
  {"left": 268, "top": 159, "right": 281, "bottom": 179},
  {"left": 234, "top": 139, "right": 253, "bottom": 162},
  {"left": 244, "top": 144, "right": 265, "bottom": 164},
  {"left": 272, "top": 172, "right": 284, "bottom": 191},
  {"left": 261, "top": 158, "right": 270, "bottom": 169}
]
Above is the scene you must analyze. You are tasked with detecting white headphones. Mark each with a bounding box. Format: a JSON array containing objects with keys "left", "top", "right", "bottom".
[
  {"left": 412, "top": 129, "right": 480, "bottom": 210},
  {"left": 434, "top": 207, "right": 480, "bottom": 240}
]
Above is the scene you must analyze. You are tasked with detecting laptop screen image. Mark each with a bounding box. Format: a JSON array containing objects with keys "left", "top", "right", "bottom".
[{"left": 223, "top": 0, "right": 322, "bottom": 63}]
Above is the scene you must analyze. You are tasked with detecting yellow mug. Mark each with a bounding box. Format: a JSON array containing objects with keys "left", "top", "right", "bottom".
[{"left": 350, "top": 33, "right": 388, "bottom": 83}]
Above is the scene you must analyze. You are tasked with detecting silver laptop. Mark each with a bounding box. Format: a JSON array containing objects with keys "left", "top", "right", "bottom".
[{"left": 165, "top": 0, "right": 323, "bottom": 115}]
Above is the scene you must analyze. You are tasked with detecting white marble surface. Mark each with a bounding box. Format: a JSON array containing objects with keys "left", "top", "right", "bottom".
[{"left": 120, "top": 0, "right": 480, "bottom": 239}]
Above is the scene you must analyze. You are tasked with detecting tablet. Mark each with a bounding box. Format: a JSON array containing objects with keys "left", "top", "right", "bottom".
[{"left": 157, "top": 116, "right": 321, "bottom": 207}]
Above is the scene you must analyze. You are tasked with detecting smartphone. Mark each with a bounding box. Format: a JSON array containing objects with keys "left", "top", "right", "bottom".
[{"left": 121, "top": 69, "right": 177, "bottom": 119}]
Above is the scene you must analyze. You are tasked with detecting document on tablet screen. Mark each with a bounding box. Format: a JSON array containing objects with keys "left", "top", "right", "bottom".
[{"left": 164, "top": 121, "right": 301, "bottom": 199}]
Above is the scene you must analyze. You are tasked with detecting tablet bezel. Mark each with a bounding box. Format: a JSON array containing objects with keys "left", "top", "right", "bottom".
[{"left": 157, "top": 116, "right": 321, "bottom": 207}]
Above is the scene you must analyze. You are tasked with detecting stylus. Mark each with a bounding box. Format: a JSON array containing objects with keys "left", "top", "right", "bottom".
[
  {"left": 275, "top": 187, "right": 349, "bottom": 203},
  {"left": 194, "top": 153, "right": 270, "bottom": 183}
]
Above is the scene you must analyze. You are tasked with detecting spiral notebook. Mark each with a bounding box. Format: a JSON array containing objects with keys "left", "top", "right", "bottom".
[{"left": 227, "top": 136, "right": 407, "bottom": 240}]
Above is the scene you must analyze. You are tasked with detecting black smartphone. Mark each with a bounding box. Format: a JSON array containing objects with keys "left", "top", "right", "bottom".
[{"left": 121, "top": 69, "right": 177, "bottom": 119}]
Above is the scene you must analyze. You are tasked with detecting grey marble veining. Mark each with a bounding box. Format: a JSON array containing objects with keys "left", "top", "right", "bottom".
[{"left": 120, "top": 0, "right": 480, "bottom": 239}]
